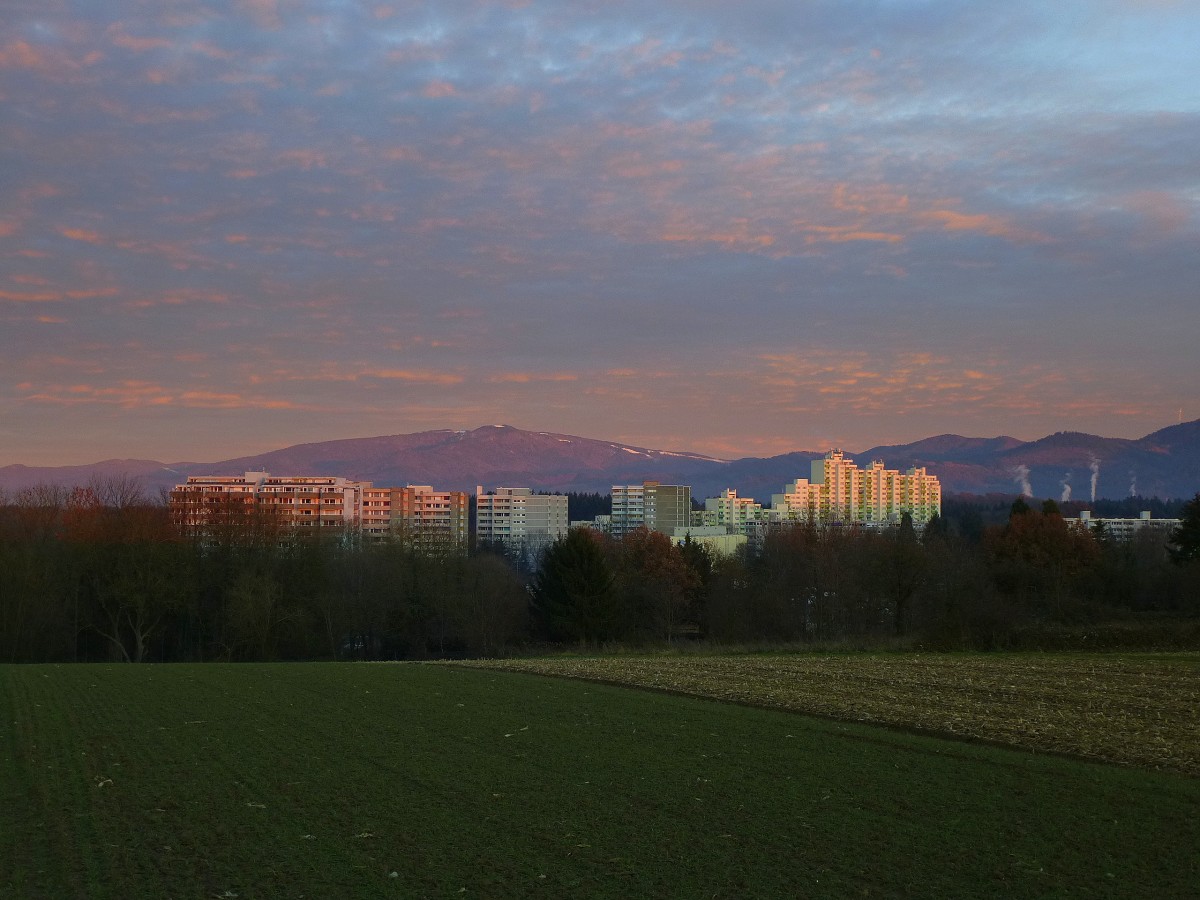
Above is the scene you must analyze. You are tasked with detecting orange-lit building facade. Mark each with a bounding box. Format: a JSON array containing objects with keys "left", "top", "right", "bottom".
[
  {"left": 170, "top": 471, "right": 365, "bottom": 535},
  {"left": 770, "top": 450, "right": 941, "bottom": 526},
  {"left": 170, "top": 473, "right": 466, "bottom": 549},
  {"left": 361, "top": 485, "right": 468, "bottom": 549}
]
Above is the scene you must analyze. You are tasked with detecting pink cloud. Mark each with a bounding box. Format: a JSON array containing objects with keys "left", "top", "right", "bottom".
[
  {"left": 1123, "top": 191, "right": 1190, "bottom": 233},
  {"left": 0, "top": 287, "right": 118, "bottom": 303},
  {"left": 831, "top": 183, "right": 910, "bottom": 215},
  {"left": 917, "top": 209, "right": 1049, "bottom": 243},
  {"left": 59, "top": 227, "right": 103, "bottom": 244},
  {"left": 275, "top": 149, "right": 328, "bottom": 170},
  {"left": 366, "top": 369, "right": 464, "bottom": 385},
  {"left": 422, "top": 80, "right": 458, "bottom": 99},
  {"left": 19, "top": 380, "right": 313, "bottom": 411},
  {"left": 802, "top": 226, "right": 903, "bottom": 244},
  {"left": 0, "top": 40, "right": 45, "bottom": 70},
  {"left": 489, "top": 372, "right": 579, "bottom": 384},
  {"left": 107, "top": 27, "right": 173, "bottom": 52}
]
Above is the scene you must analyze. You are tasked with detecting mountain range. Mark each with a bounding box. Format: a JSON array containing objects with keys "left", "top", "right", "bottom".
[{"left": 3, "top": 420, "right": 1199, "bottom": 502}]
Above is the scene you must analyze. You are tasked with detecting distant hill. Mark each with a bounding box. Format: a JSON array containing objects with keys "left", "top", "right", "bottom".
[{"left": 3, "top": 420, "right": 1199, "bottom": 501}]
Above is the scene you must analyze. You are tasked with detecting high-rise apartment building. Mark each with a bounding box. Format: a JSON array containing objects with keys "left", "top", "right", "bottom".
[
  {"left": 362, "top": 485, "right": 468, "bottom": 549},
  {"left": 769, "top": 450, "right": 941, "bottom": 526},
  {"left": 170, "top": 472, "right": 366, "bottom": 534},
  {"left": 703, "top": 489, "right": 766, "bottom": 532},
  {"left": 611, "top": 481, "right": 691, "bottom": 537},
  {"left": 475, "top": 486, "right": 569, "bottom": 563},
  {"left": 171, "top": 473, "right": 467, "bottom": 549}
]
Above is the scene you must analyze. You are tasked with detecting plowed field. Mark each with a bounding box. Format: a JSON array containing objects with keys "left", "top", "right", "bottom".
[{"left": 461, "top": 652, "right": 1200, "bottom": 774}]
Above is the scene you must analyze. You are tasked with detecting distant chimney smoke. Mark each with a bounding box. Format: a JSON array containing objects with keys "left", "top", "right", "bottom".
[
  {"left": 1089, "top": 457, "right": 1100, "bottom": 503},
  {"left": 1129, "top": 471, "right": 1137, "bottom": 497},
  {"left": 1012, "top": 465, "right": 1032, "bottom": 498},
  {"left": 1060, "top": 473, "right": 1072, "bottom": 503}
]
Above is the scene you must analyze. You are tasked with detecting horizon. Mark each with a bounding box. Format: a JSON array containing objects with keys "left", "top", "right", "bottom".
[
  {"left": 3, "top": 417, "right": 1197, "bottom": 472},
  {"left": 4, "top": 2, "right": 1198, "bottom": 466}
]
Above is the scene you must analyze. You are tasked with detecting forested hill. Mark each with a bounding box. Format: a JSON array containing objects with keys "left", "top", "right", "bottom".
[{"left": 3, "top": 420, "right": 1200, "bottom": 500}]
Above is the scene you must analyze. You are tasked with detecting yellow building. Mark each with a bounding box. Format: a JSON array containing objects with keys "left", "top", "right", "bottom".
[
  {"left": 702, "top": 488, "right": 766, "bottom": 532},
  {"left": 769, "top": 450, "right": 941, "bottom": 526}
]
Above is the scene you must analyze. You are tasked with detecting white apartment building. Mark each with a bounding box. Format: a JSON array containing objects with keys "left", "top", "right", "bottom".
[
  {"left": 1069, "top": 510, "right": 1181, "bottom": 541},
  {"left": 476, "top": 486, "right": 569, "bottom": 562}
]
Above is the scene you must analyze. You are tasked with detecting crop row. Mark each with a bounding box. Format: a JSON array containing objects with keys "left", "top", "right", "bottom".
[{"left": 460, "top": 653, "right": 1200, "bottom": 775}]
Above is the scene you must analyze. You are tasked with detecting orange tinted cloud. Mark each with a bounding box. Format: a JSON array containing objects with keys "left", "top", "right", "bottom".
[
  {"left": 489, "top": 372, "right": 579, "bottom": 384},
  {"left": 363, "top": 369, "right": 464, "bottom": 385},
  {"left": 0, "top": 40, "right": 44, "bottom": 69},
  {"left": 831, "top": 183, "right": 910, "bottom": 215},
  {"left": 422, "top": 80, "right": 458, "bottom": 99},
  {"left": 660, "top": 222, "right": 777, "bottom": 250},
  {"left": 917, "top": 209, "right": 1048, "bottom": 243},
  {"left": 108, "top": 27, "right": 173, "bottom": 52},
  {"left": 0, "top": 287, "right": 118, "bottom": 303},
  {"left": 20, "top": 381, "right": 311, "bottom": 411},
  {"left": 59, "top": 227, "right": 103, "bottom": 244},
  {"left": 802, "top": 225, "right": 903, "bottom": 244}
]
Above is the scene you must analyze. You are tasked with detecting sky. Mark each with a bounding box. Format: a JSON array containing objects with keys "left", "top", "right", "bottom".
[{"left": 3, "top": 0, "right": 1199, "bottom": 466}]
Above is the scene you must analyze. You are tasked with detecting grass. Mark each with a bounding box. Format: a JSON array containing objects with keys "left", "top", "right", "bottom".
[
  {"left": 462, "top": 651, "right": 1200, "bottom": 775},
  {"left": 0, "top": 660, "right": 1196, "bottom": 898}
]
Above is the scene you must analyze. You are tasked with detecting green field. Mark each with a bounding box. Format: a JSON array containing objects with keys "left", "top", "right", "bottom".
[{"left": 3, "top": 660, "right": 1198, "bottom": 899}]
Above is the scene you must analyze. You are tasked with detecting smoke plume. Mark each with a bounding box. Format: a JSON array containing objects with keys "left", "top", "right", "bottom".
[
  {"left": 1089, "top": 457, "right": 1100, "bottom": 503},
  {"left": 1129, "top": 471, "right": 1137, "bottom": 497},
  {"left": 1060, "top": 473, "right": 1072, "bottom": 503},
  {"left": 1012, "top": 465, "right": 1032, "bottom": 497}
]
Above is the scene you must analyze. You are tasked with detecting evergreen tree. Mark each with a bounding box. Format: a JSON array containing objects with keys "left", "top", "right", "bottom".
[
  {"left": 531, "top": 528, "right": 617, "bottom": 643},
  {"left": 1168, "top": 493, "right": 1200, "bottom": 564}
]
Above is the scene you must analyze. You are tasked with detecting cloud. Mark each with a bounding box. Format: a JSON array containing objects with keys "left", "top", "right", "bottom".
[
  {"left": 58, "top": 227, "right": 104, "bottom": 244},
  {"left": 421, "top": 80, "right": 458, "bottom": 99},
  {"left": 18, "top": 381, "right": 311, "bottom": 411},
  {"left": 0, "top": 288, "right": 119, "bottom": 303},
  {"left": 916, "top": 209, "right": 1050, "bottom": 243},
  {"left": 107, "top": 26, "right": 173, "bottom": 53},
  {"left": 2, "top": 0, "right": 1198, "bottom": 463},
  {"left": 488, "top": 372, "right": 579, "bottom": 383},
  {"left": 364, "top": 369, "right": 464, "bottom": 385},
  {"left": 0, "top": 39, "right": 46, "bottom": 70}
]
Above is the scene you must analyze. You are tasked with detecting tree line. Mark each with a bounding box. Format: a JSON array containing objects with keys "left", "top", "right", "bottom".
[{"left": 2, "top": 479, "right": 1198, "bottom": 663}]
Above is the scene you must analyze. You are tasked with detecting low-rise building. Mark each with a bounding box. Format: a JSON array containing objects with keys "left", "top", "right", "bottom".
[
  {"left": 1068, "top": 510, "right": 1181, "bottom": 541},
  {"left": 670, "top": 525, "right": 747, "bottom": 557}
]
